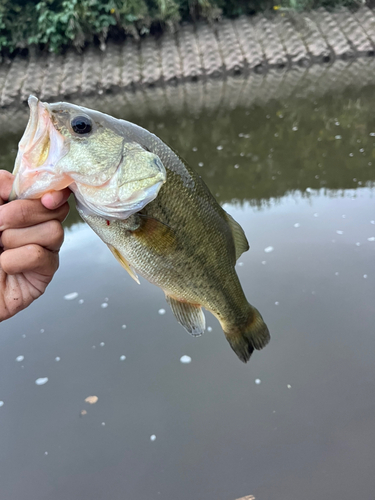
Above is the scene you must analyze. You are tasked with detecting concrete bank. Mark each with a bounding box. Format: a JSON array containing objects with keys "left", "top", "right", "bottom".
[{"left": 1, "top": 6, "right": 375, "bottom": 111}]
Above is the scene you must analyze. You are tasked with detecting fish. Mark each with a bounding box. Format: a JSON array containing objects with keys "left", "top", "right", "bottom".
[{"left": 10, "top": 95, "right": 270, "bottom": 362}]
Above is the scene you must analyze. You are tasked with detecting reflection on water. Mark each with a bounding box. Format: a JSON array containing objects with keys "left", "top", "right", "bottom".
[{"left": 0, "top": 83, "right": 374, "bottom": 500}]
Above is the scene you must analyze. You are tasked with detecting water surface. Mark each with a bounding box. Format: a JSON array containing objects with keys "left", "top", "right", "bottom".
[{"left": 0, "top": 82, "right": 374, "bottom": 500}]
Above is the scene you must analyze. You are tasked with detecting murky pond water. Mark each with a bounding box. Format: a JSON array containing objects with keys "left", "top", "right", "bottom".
[{"left": 0, "top": 79, "right": 374, "bottom": 500}]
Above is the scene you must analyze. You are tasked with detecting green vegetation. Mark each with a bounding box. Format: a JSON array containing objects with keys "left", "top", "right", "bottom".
[{"left": 0, "top": 0, "right": 367, "bottom": 56}]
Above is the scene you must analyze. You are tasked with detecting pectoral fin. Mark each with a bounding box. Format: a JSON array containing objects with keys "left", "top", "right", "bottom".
[
  {"left": 108, "top": 244, "right": 140, "bottom": 284},
  {"left": 165, "top": 295, "right": 206, "bottom": 337},
  {"left": 225, "top": 212, "right": 249, "bottom": 260}
]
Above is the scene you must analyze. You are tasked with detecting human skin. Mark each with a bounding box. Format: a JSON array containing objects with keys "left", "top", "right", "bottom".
[{"left": 0, "top": 170, "right": 70, "bottom": 322}]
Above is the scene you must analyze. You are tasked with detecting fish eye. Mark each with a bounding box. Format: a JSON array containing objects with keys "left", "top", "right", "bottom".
[{"left": 71, "top": 116, "right": 92, "bottom": 135}]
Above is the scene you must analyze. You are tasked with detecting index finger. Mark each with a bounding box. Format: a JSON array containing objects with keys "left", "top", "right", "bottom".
[{"left": 0, "top": 171, "right": 14, "bottom": 205}]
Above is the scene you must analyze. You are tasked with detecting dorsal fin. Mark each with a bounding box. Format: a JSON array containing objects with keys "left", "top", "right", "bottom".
[
  {"left": 165, "top": 294, "right": 206, "bottom": 337},
  {"left": 225, "top": 212, "right": 249, "bottom": 261},
  {"left": 108, "top": 244, "right": 140, "bottom": 284}
]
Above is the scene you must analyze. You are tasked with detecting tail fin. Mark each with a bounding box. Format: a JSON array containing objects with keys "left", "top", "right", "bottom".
[{"left": 223, "top": 307, "right": 270, "bottom": 363}]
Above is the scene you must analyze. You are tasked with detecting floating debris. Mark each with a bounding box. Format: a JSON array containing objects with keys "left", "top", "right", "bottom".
[
  {"left": 293, "top": 223, "right": 300, "bottom": 228},
  {"left": 35, "top": 377, "right": 49, "bottom": 386},
  {"left": 287, "top": 384, "right": 292, "bottom": 389},
  {"left": 64, "top": 292, "right": 78, "bottom": 301},
  {"left": 306, "top": 187, "right": 313, "bottom": 193},
  {"left": 238, "top": 262, "right": 244, "bottom": 266},
  {"left": 216, "top": 145, "right": 223, "bottom": 150},
  {"left": 101, "top": 422, "right": 106, "bottom": 426},
  {"left": 120, "top": 355, "right": 126, "bottom": 361},
  {"left": 40, "top": 329, "right": 45, "bottom": 333},
  {"left": 78, "top": 299, "right": 84, "bottom": 304},
  {"left": 0, "top": 401, "right": 4, "bottom": 407},
  {"left": 234, "top": 164, "right": 239, "bottom": 169},
  {"left": 313, "top": 213, "right": 319, "bottom": 217},
  {"left": 371, "top": 221, "right": 375, "bottom": 225},
  {"left": 80, "top": 410, "right": 87, "bottom": 416},
  {"left": 261, "top": 261, "right": 266, "bottom": 265},
  {"left": 55, "top": 357, "right": 60, "bottom": 362},
  {"left": 335, "top": 135, "right": 342, "bottom": 140},
  {"left": 336, "top": 230, "right": 343, "bottom": 235},
  {"left": 255, "top": 379, "right": 261, "bottom": 385},
  {"left": 100, "top": 342, "right": 105, "bottom": 347},
  {"left": 264, "top": 246, "right": 274, "bottom": 253},
  {"left": 356, "top": 242, "right": 361, "bottom": 246},
  {"left": 150, "top": 434, "right": 156, "bottom": 441},
  {"left": 368, "top": 237, "right": 375, "bottom": 242},
  {"left": 363, "top": 274, "right": 368, "bottom": 279},
  {"left": 85, "top": 396, "right": 98, "bottom": 404},
  {"left": 44, "top": 452, "right": 48, "bottom": 456},
  {"left": 335, "top": 272, "right": 339, "bottom": 276},
  {"left": 16, "top": 355, "right": 24, "bottom": 362},
  {"left": 198, "top": 162, "right": 204, "bottom": 167},
  {"left": 121, "top": 324, "right": 127, "bottom": 329},
  {"left": 158, "top": 308, "right": 166, "bottom": 315},
  {"left": 275, "top": 301, "right": 279, "bottom": 305},
  {"left": 101, "top": 302, "right": 108, "bottom": 309},
  {"left": 180, "top": 355, "right": 192, "bottom": 364},
  {"left": 207, "top": 326, "right": 213, "bottom": 332}
]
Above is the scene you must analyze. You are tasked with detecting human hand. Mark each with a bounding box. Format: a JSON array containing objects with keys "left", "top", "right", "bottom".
[{"left": 0, "top": 170, "right": 70, "bottom": 322}]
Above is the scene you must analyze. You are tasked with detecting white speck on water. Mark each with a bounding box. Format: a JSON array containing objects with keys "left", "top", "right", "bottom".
[
  {"left": 101, "top": 422, "right": 105, "bottom": 426},
  {"left": 349, "top": 153, "right": 354, "bottom": 157},
  {"left": 335, "top": 135, "right": 342, "bottom": 140},
  {"left": 287, "top": 384, "right": 292, "bottom": 389},
  {"left": 78, "top": 299, "right": 84, "bottom": 304},
  {"left": 55, "top": 357, "right": 60, "bottom": 362},
  {"left": 122, "top": 324, "right": 127, "bottom": 329},
  {"left": 371, "top": 221, "right": 375, "bottom": 225},
  {"left": 292, "top": 126, "right": 298, "bottom": 131},
  {"left": 192, "top": 147, "right": 197, "bottom": 152},
  {"left": 255, "top": 379, "right": 261, "bottom": 385},
  {"left": 313, "top": 213, "right": 318, "bottom": 217},
  {"left": 101, "top": 302, "right": 108, "bottom": 309},
  {"left": 336, "top": 230, "right": 343, "bottom": 235},
  {"left": 22, "top": 334, "right": 26, "bottom": 338},
  {"left": 120, "top": 355, "right": 126, "bottom": 361},
  {"left": 92, "top": 345, "right": 96, "bottom": 349},
  {"left": 217, "top": 145, "right": 223, "bottom": 150},
  {"left": 363, "top": 274, "right": 368, "bottom": 279},
  {"left": 158, "top": 309, "right": 166, "bottom": 315},
  {"left": 198, "top": 162, "right": 204, "bottom": 167},
  {"left": 275, "top": 301, "right": 279, "bottom": 305},
  {"left": 264, "top": 246, "right": 274, "bottom": 253},
  {"left": 100, "top": 342, "right": 105, "bottom": 347},
  {"left": 274, "top": 133, "right": 279, "bottom": 137},
  {"left": 353, "top": 178, "right": 357, "bottom": 182},
  {"left": 238, "top": 262, "right": 244, "bottom": 266},
  {"left": 0, "top": 401, "right": 4, "bottom": 407},
  {"left": 335, "top": 121, "right": 340, "bottom": 126},
  {"left": 16, "top": 355, "right": 24, "bottom": 362},
  {"left": 306, "top": 187, "right": 313, "bottom": 193},
  {"left": 293, "top": 223, "right": 300, "bottom": 228},
  {"left": 335, "top": 272, "right": 339, "bottom": 276},
  {"left": 180, "top": 355, "right": 192, "bottom": 364},
  {"left": 356, "top": 242, "right": 361, "bottom": 246},
  {"left": 234, "top": 164, "right": 239, "bottom": 169},
  {"left": 35, "top": 377, "right": 48, "bottom": 386},
  {"left": 370, "top": 132, "right": 375, "bottom": 136},
  {"left": 368, "top": 237, "right": 375, "bottom": 241},
  {"left": 207, "top": 326, "right": 213, "bottom": 332},
  {"left": 40, "top": 329, "right": 45, "bottom": 333},
  {"left": 261, "top": 260, "right": 267, "bottom": 265},
  {"left": 64, "top": 292, "right": 78, "bottom": 301},
  {"left": 150, "top": 434, "right": 156, "bottom": 441},
  {"left": 342, "top": 215, "right": 346, "bottom": 219},
  {"left": 44, "top": 451, "right": 48, "bottom": 456}
]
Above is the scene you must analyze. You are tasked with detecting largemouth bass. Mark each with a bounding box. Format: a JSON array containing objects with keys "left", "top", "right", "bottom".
[{"left": 10, "top": 95, "right": 270, "bottom": 362}]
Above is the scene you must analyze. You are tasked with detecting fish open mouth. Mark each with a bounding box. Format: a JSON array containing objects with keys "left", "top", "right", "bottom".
[{"left": 10, "top": 95, "right": 71, "bottom": 201}]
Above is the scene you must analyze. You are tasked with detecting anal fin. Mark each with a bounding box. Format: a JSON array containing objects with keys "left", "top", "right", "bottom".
[
  {"left": 165, "top": 295, "right": 206, "bottom": 337},
  {"left": 108, "top": 244, "right": 140, "bottom": 284}
]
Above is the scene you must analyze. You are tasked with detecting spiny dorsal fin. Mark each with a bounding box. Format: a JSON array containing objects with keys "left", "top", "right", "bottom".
[
  {"left": 225, "top": 212, "right": 249, "bottom": 261},
  {"left": 165, "top": 295, "right": 206, "bottom": 337},
  {"left": 108, "top": 244, "right": 140, "bottom": 284}
]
